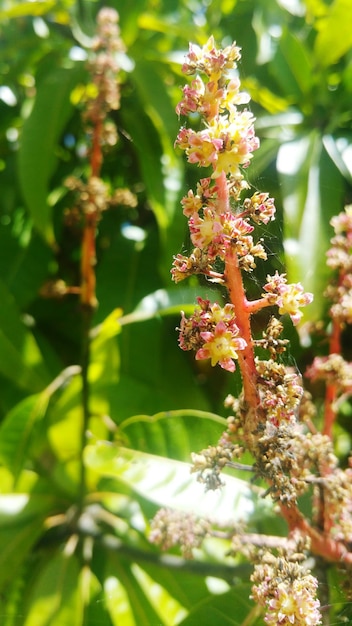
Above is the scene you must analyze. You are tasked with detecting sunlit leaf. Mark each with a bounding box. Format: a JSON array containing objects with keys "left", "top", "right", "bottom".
[
  {"left": 84, "top": 444, "right": 255, "bottom": 522},
  {"left": 0, "top": 0, "right": 56, "bottom": 19},
  {"left": 323, "top": 133, "right": 352, "bottom": 185},
  {"left": 313, "top": 0, "right": 352, "bottom": 67},
  {"left": 105, "top": 555, "right": 166, "bottom": 625},
  {"left": 0, "top": 490, "right": 55, "bottom": 590},
  {"left": 23, "top": 550, "right": 83, "bottom": 626},
  {"left": 0, "top": 366, "right": 81, "bottom": 477}
]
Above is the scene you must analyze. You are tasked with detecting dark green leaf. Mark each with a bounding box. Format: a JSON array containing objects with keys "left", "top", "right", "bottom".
[
  {"left": 18, "top": 62, "right": 85, "bottom": 243},
  {"left": 178, "top": 584, "right": 262, "bottom": 626},
  {"left": 0, "top": 279, "right": 50, "bottom": 392}
]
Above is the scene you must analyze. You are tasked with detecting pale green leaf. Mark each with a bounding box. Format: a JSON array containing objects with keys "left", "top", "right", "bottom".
[
  {"left": 0, "top": 0, "right": 56, "bottom": 19},
  {"left": 84, "top": 445, "right": 255, "bottom": 522},
  {"left": 314, "top": 0, "right": 352, "bottom": 67},
  {"left": 105, "top": 557, "right": 168, "bottom": 626}
]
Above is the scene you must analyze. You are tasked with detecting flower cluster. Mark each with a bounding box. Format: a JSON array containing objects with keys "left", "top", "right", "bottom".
[
  {"left": 171, "top": 37, "right": 277, "bottom": 285},
  {"left": 306, "top": 353, "right": 352, "bottom": 397},
  {"left": 325, "top": 204, "right": 352, "bottom": 324},
  {"left": 149, "top": 508, "right": 211, "bottom": 558},
  {"left": 190, "top": 438, "right": 242, "bottom": 491},
  {"left": 83, "top": 8, "right": 124, "bottom": 134},
  {"left": 255, "top": 359, "right": 303, "bottom": 425},
  {"left": 175, "top": 37, "right": 259, "bottom": 179},
  {"left": 178, "top": 298, "right": 246, "bottom": 372},
  {"left": 251, "top": 550, "right": 321, "bottom": 626}
]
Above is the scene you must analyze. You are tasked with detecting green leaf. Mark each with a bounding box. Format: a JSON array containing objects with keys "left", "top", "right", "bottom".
[
  {"left": 178, "top": 584, "right": 262, "bottom": 626},
  {"left": 278, "top": 131, "right": 345, "bottom": 320},
  {"left": 0, "top": 395, "right": 44, "bottom": 475},
  {"left": 0, "top": 0, "right": 56, "bottom": 19},
  {"left": 133, "top": 560, "right": 211, "bottom": 612},
  {"left": 0, "top": 489, "right": 55, "bottom": 591},
  {"left": 271, "top": 29, "right": 312, "bottom": 100},
  {"left": 323, "top": 133, "right": 352, "bottom": 185},
  {"left": 23, "top": 551, "right": 82, "bottom": 626},
  {"left": 84, "top": 445, "right": 254, "bottom": 522},
  {"left": 0, "top": 279, "right": 50, "bottom": 392},
  {"left": 314, "top": 0, "right": 352, "bottom": 67},
  {"left": 18, "top": 62, "right": 84, "bottom": 243},
  {"left": 120, "top": 409, "right": 225, "bottom": 461},
  {"left": 103, "top": 555, "right": 164, "bottom": 626},
  {"left": 0, "top": 366, "right": 81, "bottom": 478}
]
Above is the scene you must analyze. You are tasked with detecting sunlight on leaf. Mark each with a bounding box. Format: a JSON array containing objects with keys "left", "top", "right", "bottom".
[{"left": 85, "top": 444, "right": 255, "bottom": 522}]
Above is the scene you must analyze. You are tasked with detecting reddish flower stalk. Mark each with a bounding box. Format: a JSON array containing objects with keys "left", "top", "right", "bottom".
[
  {"left": 79, "top": 8, "right": 124, "bottom": 309},
  {"left": 224, "top": 247, "right": 259, "bottom": 412},
  {"left": 280, "top": 501, "right": 352, "bottom": 564}
]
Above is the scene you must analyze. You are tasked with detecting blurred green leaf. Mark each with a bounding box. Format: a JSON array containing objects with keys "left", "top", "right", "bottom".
[
  {"left": 0, "top": 366, "right": 81, "bottom": 476},
  {"left": 0, "top": 489, "right": 55, "bottom": 590},
  {"left": 178, "top": 584, "right": 262, "bottom": 626},
  {"left": 0, "top": 279, "right": 50, "bottom": 392},
  {"left": 105, "top": 556, "right": 169, "bottom": 626},
  {"left": 0, "top": 394, "right": 44, "bottom": 475},
  {"left": 18, "top": 62, "right": 85, "bottom": 243},
  {"left": 313, "top": 0, "right": 352, "bottom": 67},
  {"left": 323, "top": 133, "right": 352, "bottom": 184},
  {"left": 271, "top": 29, "right": 312, "bottom": 100},
  {"left": 0, "top": 1, "right": 56, "bottom": 19},
  {"left": 23, "top": 551, "right": 82, "bottom": 626}
]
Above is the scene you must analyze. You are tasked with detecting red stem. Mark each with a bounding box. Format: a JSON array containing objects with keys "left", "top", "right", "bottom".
[
  {"left": 80, "top": 118, "right": 102, "bottom": 309},
  {"left": 224, "top": 247, "right": 259, "bottom": 411},
  {"left": 280, "top": 502, "right": 352, "bottom": 564}
]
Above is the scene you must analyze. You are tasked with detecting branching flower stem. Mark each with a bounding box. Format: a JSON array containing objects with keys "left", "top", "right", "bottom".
[{"left": 281, "top": 502, "right": 352, "bottom": 565}]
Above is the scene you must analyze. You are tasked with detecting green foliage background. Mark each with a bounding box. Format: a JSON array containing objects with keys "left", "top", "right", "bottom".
[{"left": 0, "top": 0, "right": 352, "bottom": 624}]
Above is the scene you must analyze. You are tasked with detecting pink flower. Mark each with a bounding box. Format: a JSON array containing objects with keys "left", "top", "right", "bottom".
[
  {"left": 196, "top": 320, "right": 246, "bottom": 371},
  {"left": 263, "top": 273, "right": 313, "bottom": 325}
]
